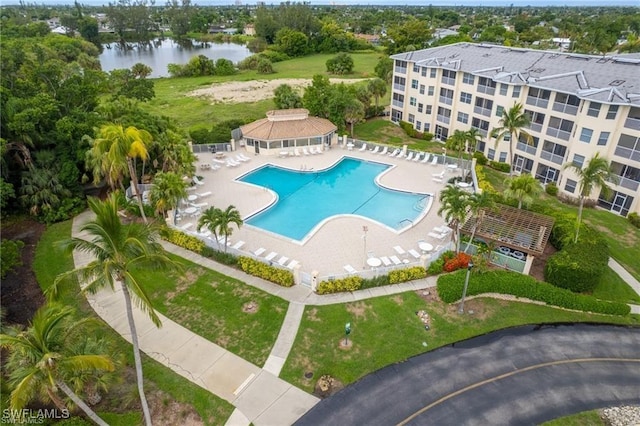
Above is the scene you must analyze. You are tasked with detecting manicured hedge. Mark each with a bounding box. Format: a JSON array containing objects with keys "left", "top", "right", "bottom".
[
  {"left": 437, "top": 270, "right": 629, "bottom": 316},
  {"left": 389, "top": 266, "right": 427, "bottom": 284},
  {"left": 489, "top": 161, "right": 510, "bottom": 173},
  {"left": 237, "top": 257, "right": 294, "bottom": 287},
  {"left": 161, "top": 228, "right": 205, "bottom": 253},
  {"left": 317, "top": 276, "right": 363, "bottom": 294}
]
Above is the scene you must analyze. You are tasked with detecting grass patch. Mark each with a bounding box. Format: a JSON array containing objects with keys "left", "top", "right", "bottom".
[
  {"left": 592, "top": 266, "right": 640, "bottom": 304},
  {"left": 280, "top": 292, "right": 639, "bottom": 392},
  {"left": 34, "top": 221, "right": 235, "bottom": 425},
  {"left": 143, "top": 255, "right": 288, "bottom": 366},
  {"left": 353, "top": 118, "right": 445, "bottom": 152},
  {"left": 541, "top": 410, "right": 604, "bottom": 425}
]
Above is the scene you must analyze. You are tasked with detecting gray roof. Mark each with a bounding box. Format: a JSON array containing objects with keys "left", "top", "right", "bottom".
[{"left": 391, "top": 43, "right": 640, "bottom": 106}]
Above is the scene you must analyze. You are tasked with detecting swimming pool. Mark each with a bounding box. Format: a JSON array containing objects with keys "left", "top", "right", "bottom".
[{"left": 238, "top": 157, "right": 429, "bottom": 241}]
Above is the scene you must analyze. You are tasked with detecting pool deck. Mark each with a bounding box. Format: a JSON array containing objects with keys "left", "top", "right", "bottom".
[{"left": 183, "top": 146, "right": 462, "bottom": 279}]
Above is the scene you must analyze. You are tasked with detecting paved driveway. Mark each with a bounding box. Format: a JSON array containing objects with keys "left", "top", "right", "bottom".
[{"left": 295, "top": 324, "right": 640, "bottom": 425}]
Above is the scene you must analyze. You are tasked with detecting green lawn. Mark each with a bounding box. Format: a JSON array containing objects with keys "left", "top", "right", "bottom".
[
  {"left": 33, "top": 221, "right": 234, "bottom": 425},
  {"left": 541, "top": 410, "right": 604, "bottom": 425},
  {"left": 144, "top": 51, "right": 383, "bottom": 130},
  {"left": 280, "top": 293, "right": 639, "bottom": 393},
  {"left": 142, "top": 256, "right": 289, "bottom": 366},
  {"left": 353, "top": 118, "right": 446, "bottom": 152}
]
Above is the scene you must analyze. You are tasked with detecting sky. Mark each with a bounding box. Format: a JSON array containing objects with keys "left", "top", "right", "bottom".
[{"left": 10, "top": 0, "right": 640, "bottom": 5}]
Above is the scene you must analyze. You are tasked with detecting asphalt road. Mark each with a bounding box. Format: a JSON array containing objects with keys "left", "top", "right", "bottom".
[{"left": 295, "top": 324, "right": 640, "bottom": 426}]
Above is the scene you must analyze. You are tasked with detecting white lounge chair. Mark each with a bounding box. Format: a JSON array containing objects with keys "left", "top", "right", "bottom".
[
  {"left": 428, "top": 231, "right": 447, "bottom": 240},
  {"left": 212, "top": 158, "right": 226, "bottom": 165},
  {"left": 192, "top": 176, "right": 205, "bottom": 186},
  {"left": 378, "top": 146, "right": 388, "bottom": 155},
  {"left": 359, "top": 143, "right": 367, "bottom": 152},
  {"left": 421, "top": 153, "right": 431, "bottom": 164},
  {"left": 405, "top": 152, "right": 414, "bottom": 161},
  {"left": 309, "top": 146, "right": 318, "bottom": 155},
  {"left": 370, "top": 146, "right": 380, "bottom": 154},
  {"left": 303, "top": 148, "right": 310, "bottom": 156},
  {"left": 286, "top": 259, "right": 299, "bottom": 270},
  {"left": 239, "top": 153, "right": 252, "bottom": 161},
  {"left": 434, "top": 225, "right": 452, "bottom": 234},
  {"left": 432, "top": 170, "right": 445, "bottom": 179},
  {"left": 236, "top": 155, "right": 248, "bottom": 163},
  {"left": 408, "top": 249, "right": 421, "bottom": 259},
  {"left": 196, "top": 191, "right": 212, "bottom": 198},
  {"left": 253, "top": 247, "right": 266, "bottom": 257},
  {"left": 277, "top": 256, "right": 289, "bottom": 266},
  {"left": 294, "top": 148, "right": 301, "bottom": 157},
  {"left": 393, "top": 246, "right": 406, "bottom": 256},
  {"left": 390, "top": 255, "right": 402, "bottom": 265},
  {"left": 265, "top": 251, "right": 278, "bottom": 261},
  {"left": 232, "top": 240, "right": 245, "bottom": 250},
  {"left": 413, "top": 152, "right": 423, "bottom": 162},
  {"left": 179, "top": 223, "right": 193, "bottom": 230},
  {"left": 388, "top": 148, "right": 400, "bottom": 157},
  {"left": 380, "top": 256, "right": 392, "bottom": 266},
  {"left": 344, "top": 264, "right": 358, "bottom": 274}
]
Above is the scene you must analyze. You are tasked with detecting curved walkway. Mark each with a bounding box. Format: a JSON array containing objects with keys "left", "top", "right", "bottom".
[{"left": 295, "top": 325, "right": 640, "bottom": 425}]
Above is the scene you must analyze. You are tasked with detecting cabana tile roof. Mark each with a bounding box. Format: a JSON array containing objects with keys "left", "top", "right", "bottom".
[
  {"left": 240, "top": 109, "right": 337, "bottom": 141},
  {"left": 460, "top": 204, "right": 555, "bottom": 256}
]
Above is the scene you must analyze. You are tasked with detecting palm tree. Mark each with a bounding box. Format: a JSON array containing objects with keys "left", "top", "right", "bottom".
[
  {"left": 50, "top": 193, "right": 181, "bottom": 426},
  {"left": 503, "top": 173, "right": 542, "bottom": 209},
  {"left": 563, "top": 152, "right": 618, "bottom": 243},
  {"left": 0, "top": 304, "right": 113, "bottom": 426},
  {"left": 88, "top": 124, "right": 152, "bottom": 223},
  {"left": 367, "top": 78, "right": 387, "bottom": 110},
  {"left": 149, "top": 172, "right": 187, "bottom": 223},
  {"left": 490, "top": 103, "right": 532, "bottom": 177},
  {"left": 200, "top": 205, "right": 243, "bottom": 253},
  {"left": 198, "top": 206, "right": 223, "bottom": 249},
  {"left": 153, "top": 130, "right": 196, "bottom": 175},
  {"left": 438, "top": 185, "right": 471, "bottom": 252},
  {"left": 446, "top": 130, "right": 467, "bottom": 169},
  {"left": 464, "top": 128, "right": 483, "bottom": 177},
  {"left": 344, "top": 99, "right": 365, "bottom": 137},
  {"left": 463, "top": 191, "right": 495, "bottom": 254}
]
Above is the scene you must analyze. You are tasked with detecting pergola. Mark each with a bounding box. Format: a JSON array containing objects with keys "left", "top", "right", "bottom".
[{"left": 460, "top": 204, "right": 555, "bottom": 273}]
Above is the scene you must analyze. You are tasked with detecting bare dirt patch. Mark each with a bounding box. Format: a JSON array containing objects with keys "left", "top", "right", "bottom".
[
  {"left": 391, "top": 294, "right": 404, "bottom": 305},
  {"left": 148, "top": 390, "right": 203, "bottom": 426},
  {"left": 187, "top": 78, "right": 369, "bottom": 104},
  {"left": 306, "top": 307, "right": 321, "bottom": 322},
  {"left": 345, "top": 301, "right": 370, "bottom": 320},
  {"left": 242, "top": 300, "right": 259, "bottom": 314}
]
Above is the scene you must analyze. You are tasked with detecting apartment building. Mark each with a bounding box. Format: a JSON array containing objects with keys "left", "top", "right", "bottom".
[{"left": 390, "top": 43, "right": 640, "bottom": 216}]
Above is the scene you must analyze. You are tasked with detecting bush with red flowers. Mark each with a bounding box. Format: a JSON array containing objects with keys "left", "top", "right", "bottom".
[{"left": 443, "top": 252, "right": 472, "bottom": 273}]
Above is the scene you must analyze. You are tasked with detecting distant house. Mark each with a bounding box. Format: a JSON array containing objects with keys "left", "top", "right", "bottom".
[
  {"left": 551, "top": 37, "right": 571, "bottom": 50},
  {"left": 433, "top": 28, "right": 459, "bottom": 40},
  {"left": 238, "top": 109, "right": 337, "bottom": 156},
  {"left": 244, "top": 24, "right": 256, "bottom": 36},
  {"left": 354, "top": 33, "right": 380, "bottom": 45}
]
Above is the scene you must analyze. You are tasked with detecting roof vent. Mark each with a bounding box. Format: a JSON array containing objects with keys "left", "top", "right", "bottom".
[
  {"left": 531, "top": 68, "right": 545, "bottom": 73},
  {"left": 609, "top": 80, "right": 625, "bottom": 86}
]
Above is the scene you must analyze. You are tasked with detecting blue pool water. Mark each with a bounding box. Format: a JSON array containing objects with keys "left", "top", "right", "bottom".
[{"left": 238, "top": 157, "right": 428, "bottom": 241}]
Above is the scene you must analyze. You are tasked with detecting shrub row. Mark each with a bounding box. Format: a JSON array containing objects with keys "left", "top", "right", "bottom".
[
  {"left": 545, "top": 181, "right": 558, "bottom": 196},
  {"left": 398, "top": 120, "right": 434, "bottom": 141},
  {"left": 628, "top": 212, "right": 640, "bottom": 228},
  {"left": 317, "top": 276, "right": 363, "bottom": 295},
  {"left": 488, "top": 160, "right": 511, "bottom": 173},
  {"left": 473, "top": 151, "right": 488, "bottom": 166},
  {"left": 474, "top": 164, "right": 496, "bottom": 194},
  {"left": 389, "top": 267, "right": 427, "bottom": 284},
  {"left": 161, "top": 228, "right": 205, "bottom": 253},
  {"left": 237, "top": 257, "right": 294, "bottom": 287},
  {"left": 437, "top": 270, "right": 630, "bottom": 316}
]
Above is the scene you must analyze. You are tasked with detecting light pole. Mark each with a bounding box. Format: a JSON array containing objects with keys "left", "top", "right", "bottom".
[
  {"left": 362, "top": 225, "right": 368, "bottom": 269},
  {"left": 458, "top": 261, "right": 474, "bottom": 314}
]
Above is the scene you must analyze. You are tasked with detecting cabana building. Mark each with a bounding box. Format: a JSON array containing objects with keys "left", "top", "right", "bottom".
[{"left": 237, "top": 109, "right": 338, "bottom": 156}]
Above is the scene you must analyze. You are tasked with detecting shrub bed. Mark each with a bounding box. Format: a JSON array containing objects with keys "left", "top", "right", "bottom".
[
  {"left": 317, "top": 276, "right": 363, "bottom": 294},
  {"left": 443, "top": 252, "right": 472, "bottom": 273},
  {"left": 389, "top": 266, "right": 427, "bottom": 284},
  {"left": 489, "top": 161, "right": 510, "bottom": 173},
  {"left": 437, "top": 270, "right": 629, "bottom": 316},
  {"left": 360, "top": 275, "right": 390, "bottom": 289},
  {"left": 161, "top": 228, "right": 205, "bottom": 253},
  {"left": 628, "top": 212, "right": 640, "bottom": 229},
  {"left": 237, "top": 257, "right": 294, "bottom": 287}
]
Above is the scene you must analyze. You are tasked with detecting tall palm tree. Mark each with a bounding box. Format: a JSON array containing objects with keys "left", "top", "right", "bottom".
[
  {"left": 490, "top": 103, "right": 532, "bottom": 177},
  {"left": 0, "top": 304, "right": 113, "bottom": 426},
  {"left": 446, "top": 130, "right": 467, "bottom": 169},
  {"left": 153, "top": 130, "right": 196, "bottom": 175},
  {"left": 198, "top": 206, "right": 223, "bottom": 249},
  {"left": 463, "top": 191, "right": 495, "bottom": 254},
  {"left": 50, "top": 193, "right": 181, "bottom": 426},
  {"left": 87, "top": 124, "right": 152, "bottom": 223},
  {"left": 148, "top": 171, "right": 187, "bottom": 223},
  {"left": 563, "top": 152, "right": 618, "bottom": 243},
  {"left": 503, "top": 173, "right": 542, "bottom": 209},
  {"left": 344, "top": 98, "right": 365, "bottom": 137},
  {"left": 438, "top": 185, "right": 471, "bottom": 252},
  {"left": 216, "top": 205, "right": 243, "bottom": 253},
  {"left": 464, "top": 128, "right": 483, "bottom": 177},
  {"left": 367, "top": 78, "right": 387, "bottom": 110}
]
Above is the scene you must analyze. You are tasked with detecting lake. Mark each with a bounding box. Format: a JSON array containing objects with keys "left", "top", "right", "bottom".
[{"left": 99, "top": 38, "right": 252, "bottom": 78}]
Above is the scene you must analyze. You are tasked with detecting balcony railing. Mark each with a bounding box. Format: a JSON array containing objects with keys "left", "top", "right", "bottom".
[
  {"left": 613, "top": 176, "right": 640, "bottom": 191},
  {"left": 474, "top": 106, "right": 492, "bottom": 117},
  {"left": 436, "top": 114, "right": 450, "bottom": 125},
  {"left": 516, "top": 142, "right": 537, "bottom": 155},
  {"left": 624, "top": 117, "right": 640, "bottom": 131},
  {"left": 471, "top": 127, "right": 488, "bottom": 137},
  {"left": 526, "top": 96, "right": 549, "bottom": 109},
  {"left": 439, "top": 96, "right": 453, "bottom": 105},
  {"left": 546, "top": 127, "right": 571, "bottom": 141},
  {"left": 552, "top": 103, "right": 578, "bottom": 116},
  {"left": 529, "top": 122, "right": 543, "bottom": 133},
  {"left": 477, "top": 85, "right": 496, "bottom": 96},
  {"left": 392, "top": 99, "right": 404, "bottom": 108},
  {"left": 441, "top": 77, "right": 455, "bottom": 85},
  {"left": 395, "top": 66, "right": 407, "bottom": 74},
  {"left": 540, "top": 150, "right": 565, "bottom": 165},
  {"left": 393, "top": 84, "right": 405, "bottom": 92},
  {"left": 614, "top": 146, "right": 640, "bottom": 162}
]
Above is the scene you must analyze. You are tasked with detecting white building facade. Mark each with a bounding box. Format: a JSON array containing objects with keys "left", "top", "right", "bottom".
[{"left": 390, "top": 43, "right": 640, "bottom": 216}]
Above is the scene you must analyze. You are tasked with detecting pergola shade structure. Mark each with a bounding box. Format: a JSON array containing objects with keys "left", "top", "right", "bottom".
[{"left": 460, "top": 204, "right": 555, "bottom": 256}]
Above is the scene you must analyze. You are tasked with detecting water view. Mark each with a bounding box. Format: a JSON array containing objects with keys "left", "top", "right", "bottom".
[{"left": 99, "top": 38, "right": 252, "bottom": 78}]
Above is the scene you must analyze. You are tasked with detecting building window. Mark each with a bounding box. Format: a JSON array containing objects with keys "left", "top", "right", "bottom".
[
  {"left": 416, "top": 121, "right": 422, "bottom": 131},
  {"left": 418, "top": 103, "right": 423, "bottom": 113},
  {"left": 391, "top": 109, "right": 403, "bottom": 123},
  {"left": 426, "top": 105, "right": 432, "bottom": 114},
  {"left": 500, "top": 84, "right": 508, "bottom": 96},
  {"left": 434, "top": 125, "right": 448, "bottom": 140},
  {"left": 392, "top": 92, "right": 405, "bottom": 108},
  {"left": 471, "top": 117, "right": 490, "bottom": 137},
  {"left": 410, "top": 96, "right": 417, "bottom": 106},
  {"left": 496, "top": 105, "right": 504, "bottom": 117},
  {"left": 546, "top": 116, "right": 574, "bottom": 141},
  {"left": 463, "top": 72, "right": 474, "bottom": 84},
  {"left": 606, "top": 105, "right": 619, "bottom": 120},
  {"left": 587, "top": 102, "right": 601, "bottom": 118},
  {"left": 460, "top": 92, "right": 472, "bottom": 104},
  {"left": 474, "top": 97, "right": 493, "bottom": 117},
  {"left": 525, "top": 109, "right": 545, "bottom": 132},
  {"left": 408, "top": 113, "right": 415, "bottom": 124},
  {"left": 457, "top": 112, "right": 469, "bottom": 124},
  {"left": 579, "top": 128, "right": 593, "bottom": 143},
  {"left": 413, "top": 64, "right": 419, "bottom": 73},
  {"left": 477, "top": 76, "right": 496, "bottom": 95},
  {"left": 526, "top": 87, "right": 551, "bottom": 108},
  {"left": 487, "top": 148, "right": 496, "bottom": 160},
  {"left": 499, "top": 152, "right": 507, "bottom": 162},
  {"left": 572, "top": 153, "right": 585, "bottom": 168},
  {"left": 393, "top": 76, "right": 406, "bottom": 91},
  {"left": 442, "top": 69, "right": 456, "bottom": 85},
  {"left": 598, "top": 190, "right": 634, "bottom": 216},
  {"left": 615, "top": 134, "right": 640, "bottom": 161},
  {"left": 597, "top": 131, "right": 610, "bottom": 146},
  {"left": 437, "top": 106, "right": 451, "bottom": 124},
  {"left": 419, "top": 84, "right": 425, "bottom": 94},
  {"left": 424, "top": 123, "right": 431, "bottom": 132},
  {"left": 421, "top": 67, "right": 427, "bottom": 77},
  {"left": 565, "top": 179, "right": 577, "bottom": 193},
  {"left": 411, "top": 79, "right": 419, "bottom": 89},
  {"left": 395, "top": 60, "right": 407, "bottom": 74},
  {"left": 552, "top": 92, "right": 580, "bottom": 115},
  {"left": 512, "top": 86, "right": 521, "bottom": 98},
  {"left": 439, "top": 87, "right": 454, "bottom": 105},
  {"left": 428, "top": 86, "right": 434, "bottom": 96},
  {"left": 535, "top": 163, "right": 560, "bottom": 184},
  {"left": 541, "top": 140, "right": 568, "bottom": 165},
  {"left": 430, "top": 68, "right": 437, "bottom": 78}
]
